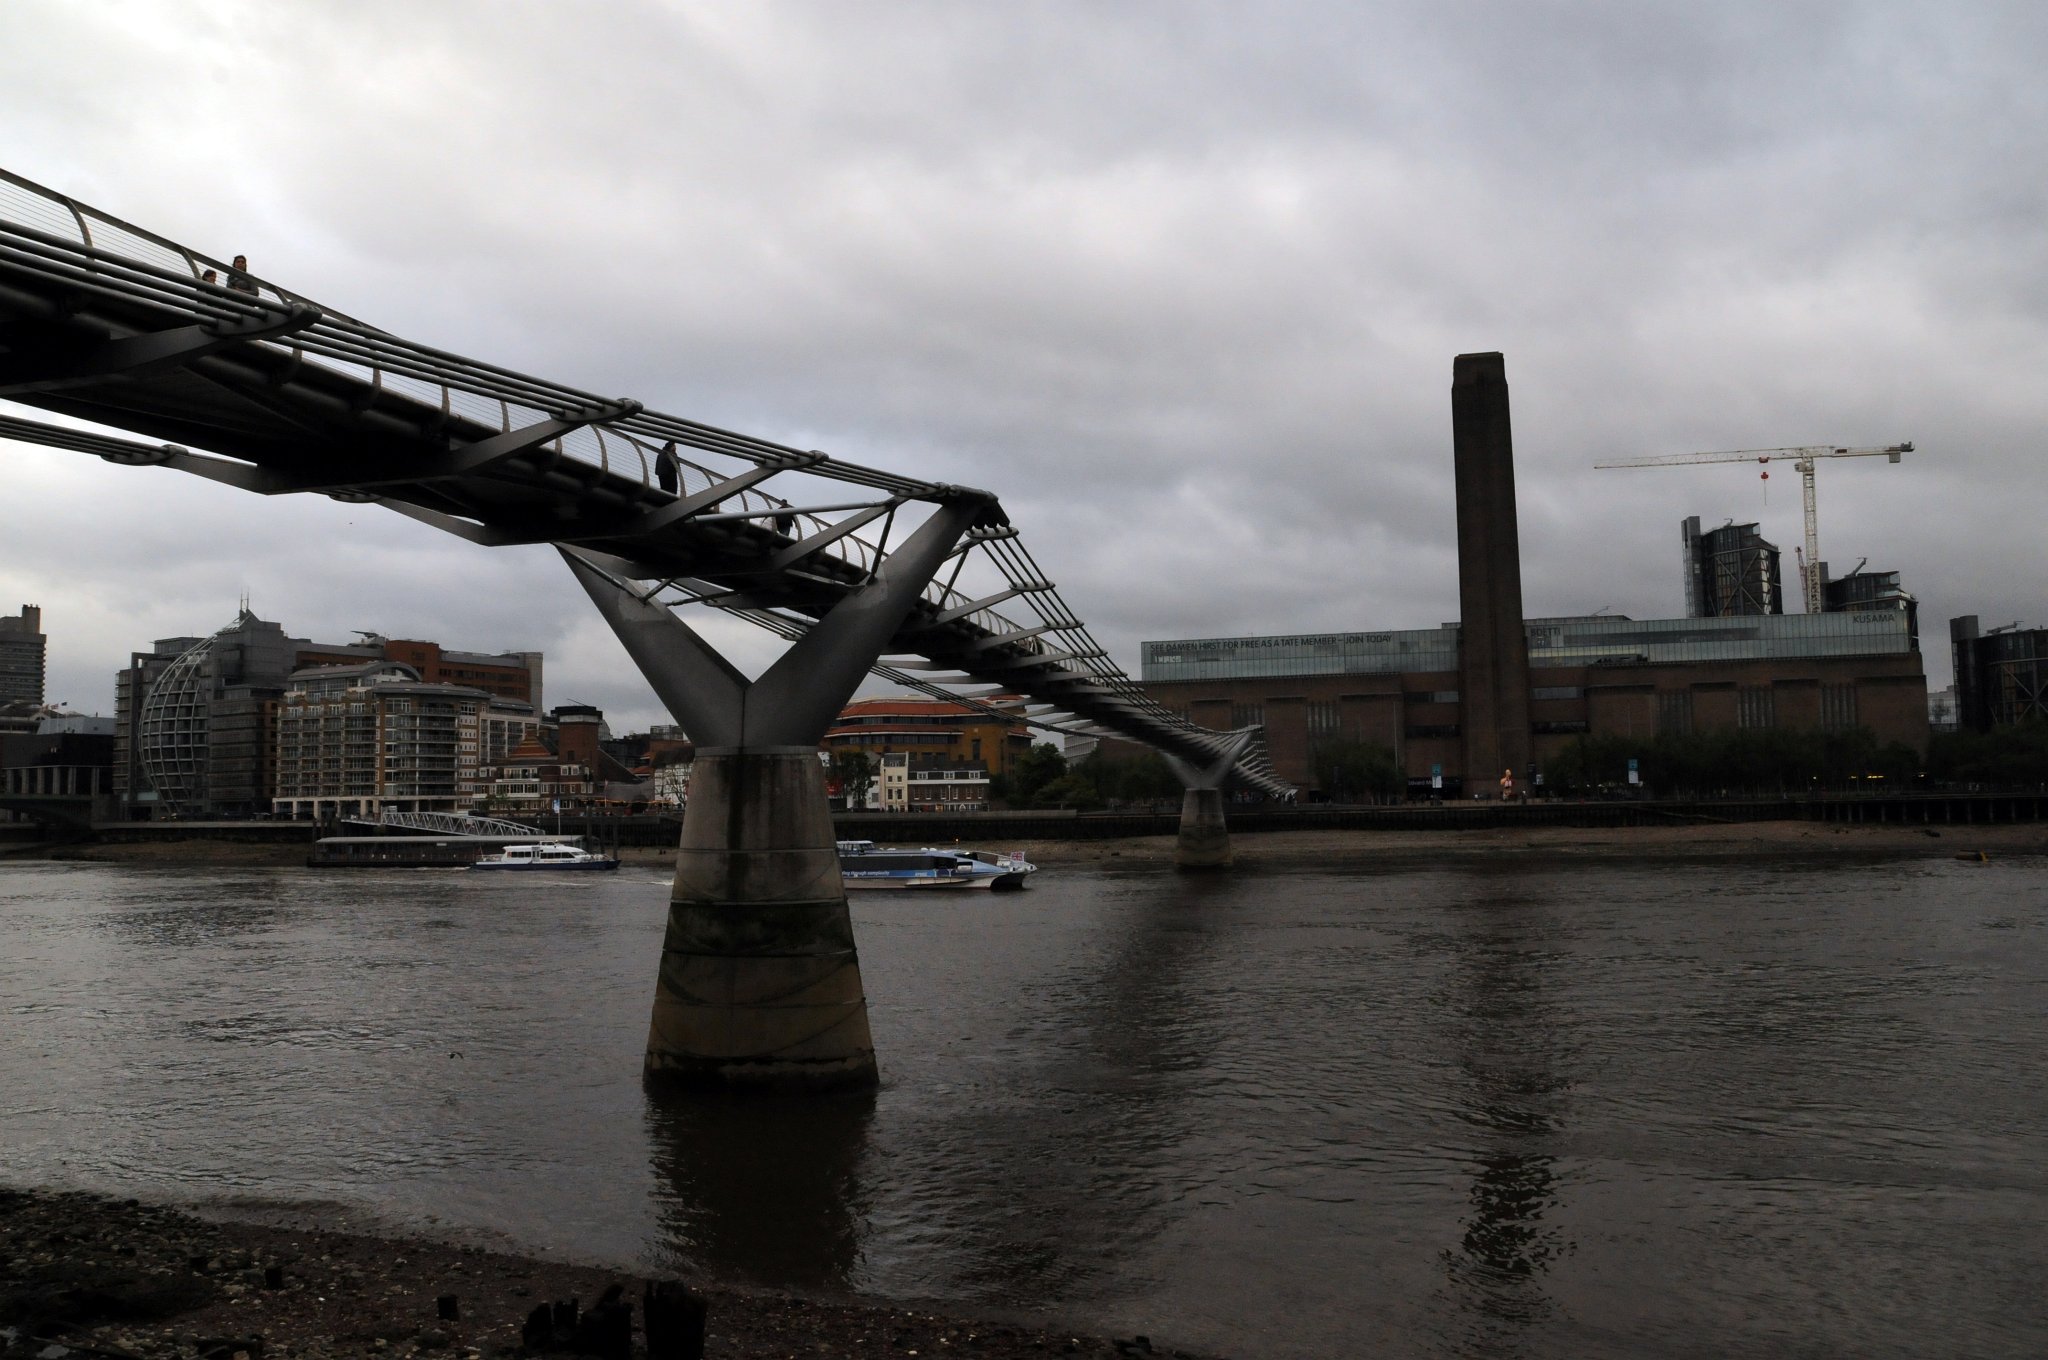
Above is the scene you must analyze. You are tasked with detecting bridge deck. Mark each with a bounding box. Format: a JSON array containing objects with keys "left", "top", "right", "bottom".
[{"left": 0, "top": 168, "right": 1287, "bottom": 795}]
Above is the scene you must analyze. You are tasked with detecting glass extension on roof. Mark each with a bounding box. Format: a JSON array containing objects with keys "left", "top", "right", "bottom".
[
  {"left": 1141, "top": 612, "right": 1912, "bottom": 682},
  {"left": 1142, "top": 627, "right": 1461, "bottom": 681},
  {"left": 1526, "top": 612, "right": 1912, "bottom": 665}
]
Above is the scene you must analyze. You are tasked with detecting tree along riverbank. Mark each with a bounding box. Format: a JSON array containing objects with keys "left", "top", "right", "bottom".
[
  {"left": 13, "top": 819, "right": 2045, "bottom": 868},
  {"left": 0, "top": 1185, "right": 1213, "bottom": 1359}
]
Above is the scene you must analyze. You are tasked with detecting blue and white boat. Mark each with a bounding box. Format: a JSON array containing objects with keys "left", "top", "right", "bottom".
[
  {"left": 470, "top": 842, "right": 620, "bottom": 872},
  {"left": 837, "top": 840, "right": 1037, "bottom": 891}
]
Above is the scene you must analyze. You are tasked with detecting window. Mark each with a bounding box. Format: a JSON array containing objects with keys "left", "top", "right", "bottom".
[
  {"left": 1230, "top": 702, "right": 1264, "bottom": 730},
  {"left": 1657, "top": 692, "right": 1693, "bottom": 735},
  {"left": 1820, "top": 685, "right": 1858, "bottom": 731},
  {"left": 1306, "top": 701, "right": 1340, "bottom": 738},
  {"left": 1737, "top": 687, "right": 1775, "bottom": 729}
]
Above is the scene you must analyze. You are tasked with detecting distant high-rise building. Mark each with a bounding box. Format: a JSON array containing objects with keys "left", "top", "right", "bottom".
[
  {"left": 1950, "top": 616, "right": 2048, "bottom": 732},
  {"left": 1682, "top": 518, "right": 1784, "bottom": 617},
  {"left": 0, "top": 605, "right": 45, "bottom": 706},
  {"left": 1822, "top": 567, "right": 1918, "bottom": 650}
]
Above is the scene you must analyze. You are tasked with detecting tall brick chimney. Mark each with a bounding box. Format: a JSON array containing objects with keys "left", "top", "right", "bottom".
[{"left": 1452, "top": 353, "right": 1532, "bottom": 789}]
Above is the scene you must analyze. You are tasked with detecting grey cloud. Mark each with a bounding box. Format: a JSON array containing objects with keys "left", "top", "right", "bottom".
[{"left": 5, "top": 0, "right": 2044, "bottom": 728}]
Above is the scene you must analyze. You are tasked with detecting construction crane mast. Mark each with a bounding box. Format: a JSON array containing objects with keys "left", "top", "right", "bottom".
[{"left": 1595, "top": 442, "right": 1913, "bottom": 615}]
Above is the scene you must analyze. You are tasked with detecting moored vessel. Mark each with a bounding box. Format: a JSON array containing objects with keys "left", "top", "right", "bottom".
[
  {"left": 837, "top": 840, "right": 1036, "bottom": 890},
  {"left": 470, "top": 842, "right": 621, "bottom": 871}
]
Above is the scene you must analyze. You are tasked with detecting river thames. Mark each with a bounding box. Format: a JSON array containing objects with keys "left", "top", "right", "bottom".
[{"left": 1, "top": 853, "right": 2042, "bottom": 1358}]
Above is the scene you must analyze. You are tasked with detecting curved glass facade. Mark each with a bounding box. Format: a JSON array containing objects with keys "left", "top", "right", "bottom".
[{"left": 137, "top": 630, "right": 221, "bottom": 817}]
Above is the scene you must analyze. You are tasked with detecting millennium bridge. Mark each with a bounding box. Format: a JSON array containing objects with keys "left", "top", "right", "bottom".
[{"left": 0, "top": 168, "right": 1289, "bottom": 1088}]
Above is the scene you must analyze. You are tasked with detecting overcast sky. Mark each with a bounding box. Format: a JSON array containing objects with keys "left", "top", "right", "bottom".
[{"left": 4, "top": 1, "right": 2043, "bottom": 729}]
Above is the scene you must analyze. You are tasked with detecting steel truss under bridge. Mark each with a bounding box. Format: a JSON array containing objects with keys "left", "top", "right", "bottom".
[
  {"left": 0, "top": 169, "right": 1287, "bottom": 796},
  {"left": 358, "top": 810, "right": 571, "bottom": 840}
]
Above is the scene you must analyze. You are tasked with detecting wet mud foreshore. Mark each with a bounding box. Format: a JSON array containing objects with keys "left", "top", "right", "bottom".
[
  {"left": 21, "top": 819, "right": 2047, "bottom": 869},
  {"left": 0, "top": 1186, "right": 1217, "bottom": 1359},
  {"left": 1012, "top": 818, "right": 2048, "bottom": 868}
]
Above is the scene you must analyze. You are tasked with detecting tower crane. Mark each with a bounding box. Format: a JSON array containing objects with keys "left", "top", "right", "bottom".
[{"left": 1594, "top": 443, "right": 1912, "bottom": 615}]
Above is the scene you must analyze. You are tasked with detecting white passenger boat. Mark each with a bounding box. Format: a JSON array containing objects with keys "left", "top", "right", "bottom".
[
  {"left": 837, "top": 840, "right": 1037, "bottom": 891},
  {"left": 469, "top": 842, "right": 620, "bottom": 872}
]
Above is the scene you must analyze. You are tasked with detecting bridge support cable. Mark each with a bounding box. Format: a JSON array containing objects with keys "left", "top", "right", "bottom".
[{"left": 560, "top": 497, "right": 992, "bottom": 1091}]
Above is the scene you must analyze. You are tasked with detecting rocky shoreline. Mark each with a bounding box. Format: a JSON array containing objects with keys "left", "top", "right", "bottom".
[{"left": 0, "top": 1186, "right": 1214, "bottom": 1360}]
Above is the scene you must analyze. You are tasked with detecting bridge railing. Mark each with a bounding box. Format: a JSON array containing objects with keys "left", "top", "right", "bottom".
[{"left": 0, "top": 170, "right": 856, "bottom": 545}]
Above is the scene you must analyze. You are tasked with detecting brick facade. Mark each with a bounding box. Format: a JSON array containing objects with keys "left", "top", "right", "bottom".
[{"left": 1146, "top": 650, "right": 1928, "bottom": 794}]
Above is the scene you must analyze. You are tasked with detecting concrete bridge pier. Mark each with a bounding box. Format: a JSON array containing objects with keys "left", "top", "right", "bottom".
[
  {"left": 1165, "top": 730, "right": 1259, "bottom": 870},
  {"left": 562, "top": 497, "right": 989, "bottom": 1091}
]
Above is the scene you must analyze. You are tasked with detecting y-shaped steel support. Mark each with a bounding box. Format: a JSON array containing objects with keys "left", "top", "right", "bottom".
[
  {"left": 1163, "top": 729, "right": 1259, "bottom": 870},
  {"left": 562, "top": 498, "right": 987, "bottom": 1089}
]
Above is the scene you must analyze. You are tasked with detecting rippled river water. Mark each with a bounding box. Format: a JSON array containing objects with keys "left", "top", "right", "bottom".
[{"left": 2, "top": 853, "right": 2044, "bottom": 1357}]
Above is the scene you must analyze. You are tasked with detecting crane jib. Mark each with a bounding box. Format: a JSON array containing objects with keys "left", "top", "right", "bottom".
[{"left": 1590, "top": 442, "right": 1914, "bottom": 616}]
